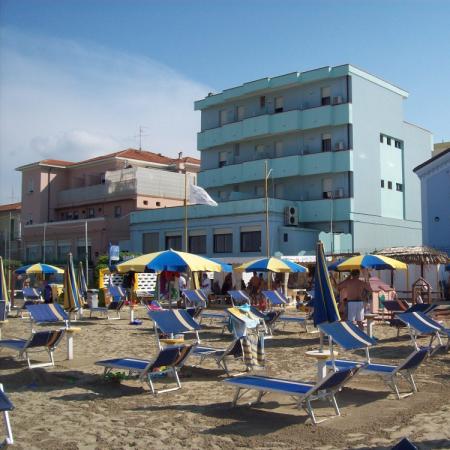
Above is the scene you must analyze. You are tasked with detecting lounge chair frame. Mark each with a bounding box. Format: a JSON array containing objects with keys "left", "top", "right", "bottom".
[
  {"left": 89, "top": 299, "right": 125, "bottom": 320},
  {"left": 0, "top": 383, "right": 14, "bottom": 447}
]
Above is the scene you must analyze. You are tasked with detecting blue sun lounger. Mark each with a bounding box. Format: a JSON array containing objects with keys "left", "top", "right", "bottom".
[
  {"left": 182, "top": 290, "right": 208, "bottom": 308},
  {"left": 26, "top": 303, "right": 70, "bottom": 328},
  {"left": 319, "top": 321, "right": 429, "bottom": 399},
  {"left": 228, "top": 290, "right": 250, "bottom": 306},
  {"left": 0, "top": 384, "right": 14, "bottom": 446},
  {"left": 224, "top": 366, "right": 358, "bottom": 425},
  {"left": 261, "top": 290, "right": 288, "bottom": 307},
  {"left": 148, "top": 309, "right": 202, "bottom": 349},
  {"left": 90, "top": 286, "right": 126, "bottom": 320},
  {"left": 396, "top": 311, "right": 449, "bottom": 354},
  {"left": 248, "top": 306, "right": 282, "bottom": 336},
  {"left": 96, "top": 344, "right": 195, "bottom": 395},
  {"left": 0, "top": 329, "right": 66, "bottom": 369}
]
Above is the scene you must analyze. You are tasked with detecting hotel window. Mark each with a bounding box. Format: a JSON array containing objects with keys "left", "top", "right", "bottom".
[
  {"left": 143, "top": 200, "right": 148, "bottom": 206},
  {"left": 189, "top": 235, "right": 206, "bottom": 254},
  {"left": 165, "top": 235, "right": 182, "bottom": 251},
  {"left": 255, "top": 144, "right": 265, "bottom": 159},
  {"left": 66, "top": 212, "right": 73, "bottom": 220},
  {"left": 283, "top": 233, "right": 288, "bottom": 242},
  {"left": 396, "top": 183, "right": 403, "bottom": 192},
  {"left": 27, "top": 178, "right": 35, "bottom": 193},
  {"left": 275, "top": 141, "right": 283, "bottom": 158},
  {"left": 381, "top": 180, "right": 385, "bottom": 188},
  {"left": 387, "top": 137, "right": 391, "bottom": 146},
  {"left": 387, "top": 181, "right": 393, "bottom": 190},
  {"left": 321, "top": 87, "right": 331, "bottom": 105},
  {"left": 380, "top": 134, "right": 384, "bottom": 143},
  {"left": 321, "top": 134, "right": 332, "bottom": 152},
  {"left": 114, "top": 206, "right": 121, "bottom": 217},
  {"left": 275, "top": 183, "right": 284, "bottom": 198},
  {"left": 219, "top": 109, "right": 228, "bottom": 126},
  {"left": 240, "top": 230, "right": 261, "bottom": 253},
  {"left": 73, "top": 211, "right": 79, "bottom": 220},
  {"left": 214, "top": 233, "right": 232, "bottom": 253},
  {"left": 219, "top": 151, "right": 228, "bottom": 167},
  {"left": 143, "top": 232, "right": 159, "bottom": 253},
  {"left": 88, "top": 208, "right": 95, "bottom": 218},
  {"left": 259, "top": 96, "right": 266, "bottom": 108},
  {"left": 274, "top": 96, "right": 284, "bottom": 113},
  {"left": 254, "top": 185, "right": 264, "bottom": 197},
  {"left": 156, "top": 201, "right": 161, "bottom": 206},
  {"left": 233, "top": 143, "right": 240, "bottom": 157},
  {"left": 237, "top": 105, "right": 245, "bottom": 121},
  {"left": 395, "top": 140, "right": 402, "bottom": 149}
]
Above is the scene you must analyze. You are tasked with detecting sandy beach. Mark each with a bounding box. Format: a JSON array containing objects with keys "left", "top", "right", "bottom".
[{"left": 1, "top": 308, "right": 449, "bottom": 450}]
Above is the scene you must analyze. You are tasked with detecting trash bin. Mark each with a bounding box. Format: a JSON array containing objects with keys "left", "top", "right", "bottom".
[{"left": 87, "top": 289, "right": 99, "bottom": 309}]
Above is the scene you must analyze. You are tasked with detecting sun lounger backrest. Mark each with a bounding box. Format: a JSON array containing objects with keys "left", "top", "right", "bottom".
[
  {"left": 109, "top": 285, "right": 126, "bottom": 302},
  {"left": 315, "top": 367, "right": 357, "bottom": 392},
  {"left": 182, "top": 290, "right": 207, "bottom": 308},
  {"left": 26, "top": 303, "right": 69, "bottom": 324},
  {"left": 399, "top": 348, "right": 428, "bottom": 371},
  {"left": 228, "top": 290, "right": 250, "bottom": 305},
  {"left": 23, "top": 288, "right": 41, "bottom": 300},
  {"left": 148, "top": 309, "right": 202, "bottom": 334},
  {"left": 397, "top": 312, "right": 442, "bottom": 335},
  {"left": 261, "top": 290, "right": 288, "bottom": 305},
  {"left": 405, "top": 304, "right": 436, "bottom": 314},
  {"left": 319, "top": 321, "right": 377, "bottom": 350},
  {"left": 26, "top": 329, "right": 65, "bottom": 349}
]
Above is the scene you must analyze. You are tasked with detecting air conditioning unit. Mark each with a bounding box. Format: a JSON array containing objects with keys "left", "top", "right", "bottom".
[
  {"left": 324, "top": 191, "right": 333, "bottom": 199},
  {"left": 335, "top": 188, "right": 344, "bottom": 198},
  {"left": 333, "top": 96, "right": 343, "bottom": 105},
  {"left": 284, "top": 206, "right": 298, "bottom": 226},
  {"left": 335, "top": 141, "right": 344, "bottom": 150}
]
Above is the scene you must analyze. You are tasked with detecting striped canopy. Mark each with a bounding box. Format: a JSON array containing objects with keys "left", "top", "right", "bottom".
[
  {"left": 235, "top": 257, "right": 308, "bottom": 273},
  {"left": 0, "top": 256, "right": 9, "bottom": 304},
  {"left": 116, "top": 249, "right": 225, "bottom": 273},
  {"left": 334, "top": 254, "right": 407, "bottom": 271},
  {"left": 63, "top": 254, "right": 81, "bottom": 312},
  {"left": 313, "top": 241, "right": 340, "bottom": 326},
  {"left": 15, "top": 263, "right": 64, "bottom": 275}
]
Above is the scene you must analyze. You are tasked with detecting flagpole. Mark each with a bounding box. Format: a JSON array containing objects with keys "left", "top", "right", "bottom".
[{"left": 184, "top": 171, "right": 188, "bottom": 252}]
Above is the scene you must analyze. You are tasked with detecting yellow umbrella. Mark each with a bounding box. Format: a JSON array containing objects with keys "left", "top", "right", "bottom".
[{"left": 335, "top": 254, "right": 407, "bottom": 271}]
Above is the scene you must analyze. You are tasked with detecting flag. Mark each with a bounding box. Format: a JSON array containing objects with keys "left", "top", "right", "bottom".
[{"left": 189, "top": 184, "right": 218, "bottom": 206}]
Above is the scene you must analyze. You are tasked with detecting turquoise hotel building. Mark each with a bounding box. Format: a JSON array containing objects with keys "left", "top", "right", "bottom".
[{"left": 129, "top": 64, "right": 432, "bottom": 258}]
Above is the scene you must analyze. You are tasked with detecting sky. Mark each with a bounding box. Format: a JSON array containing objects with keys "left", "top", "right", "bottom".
[{"left": 1, "top": 0, "right": 449, "bottom": 204}]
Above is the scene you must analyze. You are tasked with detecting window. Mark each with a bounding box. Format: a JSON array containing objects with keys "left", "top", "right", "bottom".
[
  {"left": 275, "top": 183, "right": 284, "bottom": 198},
  {"left": 283, "top": 233, "right": 288, "bottom": 243},
  {"left": 143, "top": 232, "right": 159, "bottom": 253},
  {"left": 57, "top": 242, "right": 71, "bottom": 260},
  {"left": 114, "top": 206, "right": 121, "bottom": 217},
  {"left": 387, "top": 181, "right": 393, "bottom": 189},
  {"left": 26, "top": 245, "right": 41, "bottom": 262},
  {"left": 143, "top": 200, "right": 148, "bottom": 206},
  {"left": 61, "top": 213, "right": 65, "bottom": 220},
  {"left": 254, "top": 185, "right": 264, "bottom": 197},
  {"left": 274, "top": 96, "right": 284, "bottom": 113},
  {"left": 67, "top": 212, "right": 73, "bottom": 220},
  {"left": 165, "top": 235, "right": 182, "bottom": 250},
  {"left": 321, "top": 87, "right": 331, "bottom": 105},
  {"left": 259, "top": 96, "right": 266, "bottom": 108},
  {"left": 98, "top": 207, "right": 102, "bottom": 212},
  {"left": 387, "top": 137, "right": 391, "bottom": 146},
  {"left": 396, "top": 183, "right": 403, "bottom": 192},
  {"left": 233, "top": 143, "right": 240, "bottom": 157},
  {"left": 255, "top": 144, "right": 265, "bottom": 158},
  {"left": 214, "top": 233, "right": 232, "bottom": 253},
  {"left": 219, "top": 109, "right": 228, "bottom": 126},
  {"left": 77, "top": 246, "right": 92, "bottom": 264},
  {"left": 73, "top": 211, "right": 79, "bottom": 220},
  {"left": 43, "top": 242, "right": 55, "bottom": 262},
  {"left": 189, "top": 235, "right": 206, "bottom": 254},
  {"left": 219, "top": 151, "right": 228, "bottom": 167},
  {"left": 88, "top": 208, "right": 95, "bottom": 218},
  {"left": 381, "top": 180, "right": 385, "bottom": 188},
  {"left": 240, "top": 231, "right": 261, "bottom": 252},
  {"left": 321, "top": 134, "right": 332, "bottom": 152},
  {"left": 237, "top": 106, "right": 245, "bottom": 121},
  {"left": 380, "top": 134, "right": 384, "bottom": 143},
  {"left": 395, "top": 140, "right": 402, "bottom": 149},
  {"left": 156, "top": 201, "right": 161, "bottom": 207},
  {"left": 275, "top": 141, "right": 283, "bottom": 158}
]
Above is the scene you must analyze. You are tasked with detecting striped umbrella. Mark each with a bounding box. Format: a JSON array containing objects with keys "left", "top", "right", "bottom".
[
  {"left": 116, "top": 249, "right": 226, "bottom": 273},
  {"left": 334, "top": 254, "right": 407, "bottom": 271},
  {"left": 236, "top": 257, "right": 308, "bottom": 273},
  {"left": 0, "top": 256, "right": 9, "bottom": 305},
  {"left": 77, "top": 262, "right": 88, "bottom": 301},
  {"left": 15, "top": 263, "right": 64, "bottom": 275},
  {"left": 63, "top": 253, "right": 81, "bottom": 312},
  {"left": 313, "top": 241, "right": 340, "bottom": 326}
]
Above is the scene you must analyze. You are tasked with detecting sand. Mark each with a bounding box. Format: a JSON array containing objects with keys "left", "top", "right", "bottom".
[{"left": 1, "top": 308, "right": 449, "bottom": 450}]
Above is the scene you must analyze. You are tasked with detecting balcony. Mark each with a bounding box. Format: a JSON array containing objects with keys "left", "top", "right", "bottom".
[
  {"left": 197, "top": 103, "right": 352, "bottom": 150},
  {"left": 198, "top": 150, "right": 353, "bottom": 189},
  {"left": 299, "top": 197, "right": 353, "bottom": 223}
]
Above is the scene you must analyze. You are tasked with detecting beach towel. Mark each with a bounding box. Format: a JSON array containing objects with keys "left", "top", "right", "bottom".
[{"left": 242, "top": 332, "right": 265, "bottom": 369}]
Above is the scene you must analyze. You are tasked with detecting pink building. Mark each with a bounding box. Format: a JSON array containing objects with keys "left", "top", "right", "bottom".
[{"left": 16, "top": 149, "right": 199, "bottom": 266}]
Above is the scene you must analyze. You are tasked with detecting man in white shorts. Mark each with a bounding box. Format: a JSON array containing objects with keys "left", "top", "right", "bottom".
[{"left": 338, "top": 269, "right": 371, "bottom": 330}]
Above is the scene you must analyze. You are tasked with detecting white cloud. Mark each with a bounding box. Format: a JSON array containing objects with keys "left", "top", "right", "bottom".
[{"left": 0, "top": 27, "right": 210, "bottom": 204}]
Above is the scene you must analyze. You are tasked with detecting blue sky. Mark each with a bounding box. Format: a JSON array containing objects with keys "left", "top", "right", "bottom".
[{"left": 1, "top": 0, "right": 449, "bottom": 203}]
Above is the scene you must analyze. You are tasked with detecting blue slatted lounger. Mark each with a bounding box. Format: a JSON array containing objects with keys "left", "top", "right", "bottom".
[
  {"left": 148, "top": 309, "right": 202, "bottom": 349},
  {"left": 26, "top": 303, "right": 69, "bottom": 328},
  {"left": 0, "top": 383, "right": 14, "bottom": 446},
  {"left": 96, "top": 344, "right": 194, "bottom": 395},
  {"left": 249, "top": 306, "right": 282, "bottom": 336},
  {"left": 90, "top": 285, "right": 126, "bottom": 320},
  {"left": 182, "top": 290, "right": 208, "bottom": 308},
  {"left": 397, "top": 311, "right": 449, "bottom": 353},
  {"left": 199, "top": 310, "right": 228, "bottom": 328},
  {"left": 319, "top": 321, "right": 429, "bottom": 399},
  {"left": 228, "top": 290, "right": 250, "bottom": 306},
  {"left": 224, "top": 367, "right": 358, "bottom": 425},
  {"left": 0, "top": 329, "right": 66, "bottom": 369},
  {"left": 261, "top": 290, "right": 288, "bottom": 307}
]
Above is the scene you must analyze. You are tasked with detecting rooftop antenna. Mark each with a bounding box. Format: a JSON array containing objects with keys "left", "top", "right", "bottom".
[{"left": 136, "top": 126, "right": 150, "bottom": 151}]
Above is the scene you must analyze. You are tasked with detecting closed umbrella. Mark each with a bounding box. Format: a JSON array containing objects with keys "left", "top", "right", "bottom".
[
  {"left": 77, "top": 262, "right": 88, "bottom": 302},
  {"left": 63, "top": 253, "right": 81, "bottom": 312},
  {"left": 0, "top": 256, "right": 9, "bottom": 306}
]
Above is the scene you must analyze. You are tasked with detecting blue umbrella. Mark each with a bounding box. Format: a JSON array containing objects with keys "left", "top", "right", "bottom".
[
  {"left": 313, "top": 241, "right": 340, "bottom": 326},
  {"left": 327, "top": 258, "right": 347, "bottom": 272}
]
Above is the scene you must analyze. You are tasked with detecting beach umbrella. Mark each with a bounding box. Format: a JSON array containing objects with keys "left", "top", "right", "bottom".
[
  {"left": 327, "top": 258, "right": 347, "bottom": 272},
  {"left": 15, "top": 263, "right": 64, "bottom": 275},
  {"left": 313, "top": 241, "right": 340, "bottom": 327},
  {"left": 203, "top": 256, "right": 232, "bottom": 273},
  {"left": 116, "top": 249, "right": 227, "bottom": 273},
  {"left": 445, "top": 264, "right": 450, "bottom": 271},
  {"left": 235, "top": 257, "right": 308, "bottom": 273},
  {"left": 0, "top": 256, "right": 9, "bottom": 305},
  {"left": 334, "top": 254, "right": 407, "bottom": 271},
  {"left": 77, "top": 261, "right": 88, "bottom": 300},
  {"left": 63, "top": 253, "right": 81, "bottom": 312}
]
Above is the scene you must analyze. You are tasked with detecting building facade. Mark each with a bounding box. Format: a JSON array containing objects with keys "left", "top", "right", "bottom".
[
  {"left": 0, "top": 202, "right": 22, "bottom": 261},
  {"left": 414, "top": 148, "right": 450, "bottom": 255},
  {"left": 129, "top": 65, "right": 432, "bottom": 258},
  {"left": 16, "top": 149, "right": 199, "bottom": 265}
]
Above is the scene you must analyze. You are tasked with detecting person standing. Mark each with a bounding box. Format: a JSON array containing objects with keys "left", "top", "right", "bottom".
[{"left": 338, "top": 269, "right": 371, "bottom": 330}]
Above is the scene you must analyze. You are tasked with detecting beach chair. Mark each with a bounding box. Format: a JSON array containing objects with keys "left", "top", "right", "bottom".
[
  {"left": 396, "top": 311, "right": 449, "bottom": 354},
  {"left": 89, "top": 286, "right": 126, "bottom": 319},
  {"left": 26, "top": 303, "right": 70, "bottom": 329},
  {"left": 96, "top": 344, "right": 195, "bottom": 395},
  {"left": 224, "top": 366, "right": 358, "bottom": 425},
  {"left": 0, "top": 384, "right": 14, "bottom": 446},
  {"left": 198, "top": 309, "right": 228, "bottom": 328},
  {"left": 0, "top": 301, "right": 7, "bottom": 340},
  {"left": 182, "top": 290, "right": 208, "bottom": 308},
  {"left": 261, "top": 290, "right": 288, "bottom": 308},
  {"left": 0, "top": 329, "right": 65, "bottom": 368},
  {"left": 278, "top": 313, "right": 310, "bottom": 333},
  {"left": 148, "top": 309, "right": 202, "bottom": 349},
  {"left": 22, "top": 287, "right": 43, "bottom": 303},
  {"left": 249, "top": 306, "right": 282, "bottom": 336},
  {"left": 319, "top": 321, "right": 429, "bottom": 399},
  {"left": 228, "top": 290, "right": 250, "bottom": 306}
]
